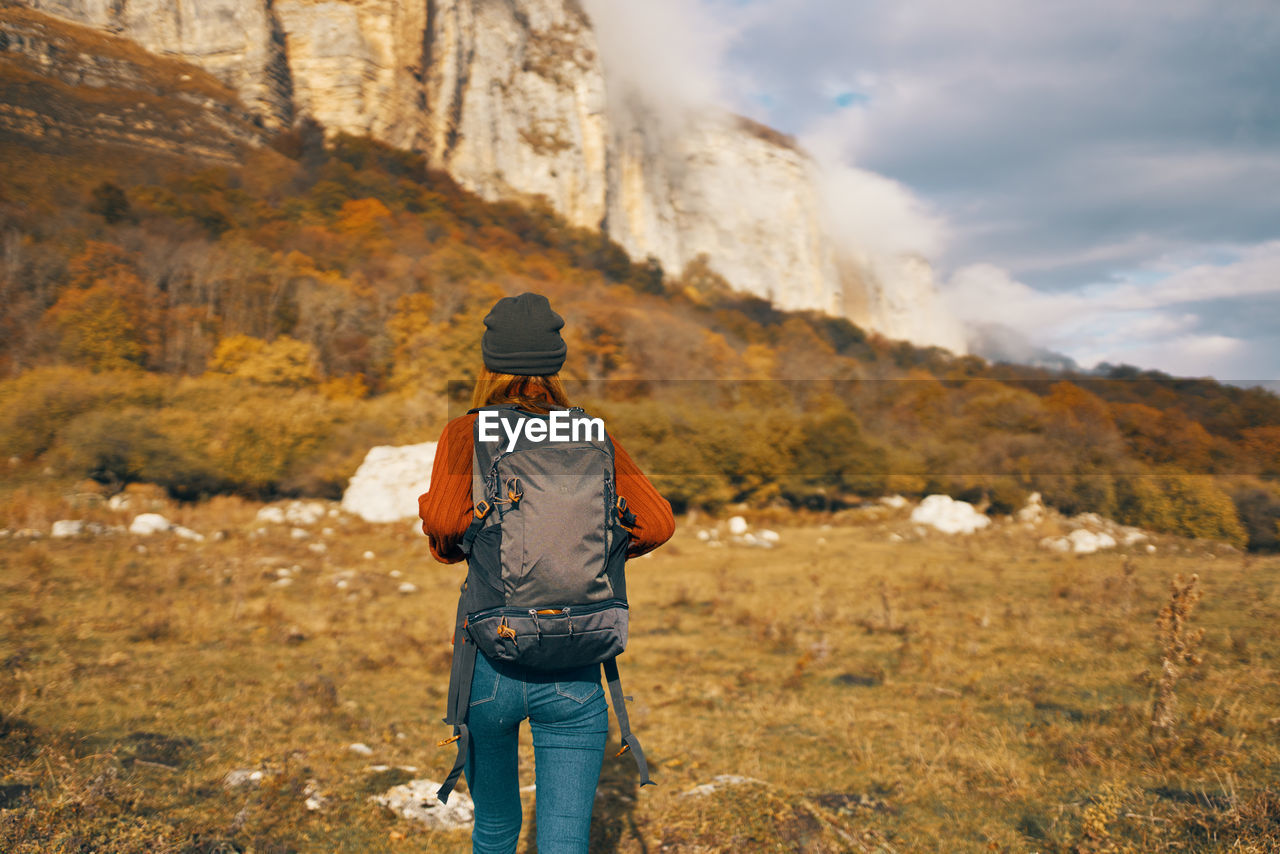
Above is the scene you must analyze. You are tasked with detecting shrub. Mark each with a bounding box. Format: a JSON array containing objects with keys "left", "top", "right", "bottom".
[
  {"left": 56, "top": 407, "right": 222, "bottom": 498},
  {"left": 0, "top": 367, "right": 168, "bottom": 459}
]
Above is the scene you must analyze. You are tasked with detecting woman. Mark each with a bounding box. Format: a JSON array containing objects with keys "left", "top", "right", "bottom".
[{"left": 419, "top": 292, "right": 674, "bottom": 853}]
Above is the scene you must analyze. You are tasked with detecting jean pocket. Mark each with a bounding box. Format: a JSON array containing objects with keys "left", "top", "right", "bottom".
[
  {"left": 469, "top": 655, "right": 501, "bottom": 707},
  {"left": 553, "top": 679, "right": 603, "bottom": 705}
]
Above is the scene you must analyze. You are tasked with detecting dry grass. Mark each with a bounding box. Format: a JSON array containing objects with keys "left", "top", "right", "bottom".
[{"left": 2, "top": 482, "right": 1279, "bottom": 852}]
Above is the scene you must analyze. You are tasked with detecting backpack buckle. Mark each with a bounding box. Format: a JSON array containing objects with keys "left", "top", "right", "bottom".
[
  {"left": 616, "top": 496, "right": 637, "bottom": 529},
  {"left": 474, "top": 500, "right": 491, "bottom": 519}
]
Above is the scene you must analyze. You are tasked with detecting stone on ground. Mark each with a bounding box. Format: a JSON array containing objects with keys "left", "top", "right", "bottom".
[
  {"left": 129, "top": 513, "right": 172, "bottom": 535},
  {"left": 372, "top": 779, "right": 474, "bottom": 831},
  {"left": 910, "top": 495, "right": 990, "bottom": 535},
  {"left": 342, "top": 443, "right": 437, "bottom": 523}
]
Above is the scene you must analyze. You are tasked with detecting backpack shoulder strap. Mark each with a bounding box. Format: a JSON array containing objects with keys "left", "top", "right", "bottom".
[
  {"left": 436, "top": 581, "right": 477, "bottom": 804},
  {"left": 603, "top": 657, "right": 653, "bottom": 787}
]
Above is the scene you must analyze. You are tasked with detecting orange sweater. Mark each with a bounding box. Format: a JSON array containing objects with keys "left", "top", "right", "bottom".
[{"left": 418, "top": 412, "right": 675, "bottom": 564}]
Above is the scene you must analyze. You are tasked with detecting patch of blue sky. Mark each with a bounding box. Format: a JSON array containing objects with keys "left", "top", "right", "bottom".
[{"left": 833, "top": 91, "right": 868, "bottom": 108}]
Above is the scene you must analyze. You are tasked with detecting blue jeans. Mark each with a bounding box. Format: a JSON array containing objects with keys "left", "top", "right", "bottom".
[{"left": 465, "top": 651, "right": 608, "bottom": 854}]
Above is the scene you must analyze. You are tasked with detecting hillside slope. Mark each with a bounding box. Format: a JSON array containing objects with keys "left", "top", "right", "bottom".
[{"left": 8, "top": 0, "right": 965, "bottom": 351}]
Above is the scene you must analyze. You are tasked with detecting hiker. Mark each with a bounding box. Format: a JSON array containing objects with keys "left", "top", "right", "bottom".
[{"left": 418, "top": 292, "right": 675, "bottom": 853}]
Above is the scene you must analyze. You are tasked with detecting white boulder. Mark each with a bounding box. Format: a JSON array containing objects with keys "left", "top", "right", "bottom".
[
  {"left": 372, "top": 779, "right": 474, "bottom": 830},
  {"left": 129, "top": 514, "right": 172, "bottom": 535},
  {"left": 1016, "top": 492, "right": 1045, "bottom": 525},
  {"left": 727, "top": 516, "right": 749, "bottom": 536},
  {"left": 342, "top": 443, "right": 437, "bottom": 523},
  {"left": 909, "top": 495, "right": 990, "bottom": 535},
  {"left": 1068, "top": 529, "right": 1117, "bottom": 554},
  {"left": 51, "top": 520, "right": 87, "bottom": 538},
  {"left": 256, "top": 506, "right": 286, "bottom": 524}
]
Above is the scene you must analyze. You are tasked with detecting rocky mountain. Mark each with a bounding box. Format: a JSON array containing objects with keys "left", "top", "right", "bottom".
[
  {"left": 5, "top": 0, "right": 966, "bottom": 352},
  {"left": 0, "top": 3, "right": 263, "bottom": 161}
]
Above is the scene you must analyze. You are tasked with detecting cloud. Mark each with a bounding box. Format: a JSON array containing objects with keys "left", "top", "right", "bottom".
[
  {"left": 807, "top": 152, "right": 948, "bottom": 261},
  {"left": 941, "top": 244, "right": 1280, "bottom": 378},
  {"left": 580, "top": 0, "right": 1280, "bottom": 379},
  {"left": 580, "top": 0, "right": 739, "bottom": 115},
  {"left": 689, "top": 0, "right": 1280, "bottom": 379}
]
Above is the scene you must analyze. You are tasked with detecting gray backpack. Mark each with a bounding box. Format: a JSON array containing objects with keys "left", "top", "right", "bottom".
[{"left": 436, "top": 405, "right": 651, "bottom": 803}]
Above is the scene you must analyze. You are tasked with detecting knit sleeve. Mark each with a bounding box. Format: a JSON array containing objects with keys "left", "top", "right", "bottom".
[
  {"left": 418, "top": 414, "right": 477, "bottom": 564},
  {"left": 612, "top": 436, "right": 675, "bottom": 558}
]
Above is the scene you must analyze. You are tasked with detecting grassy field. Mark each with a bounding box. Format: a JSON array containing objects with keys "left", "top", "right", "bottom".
[{"left": 2, "top": 482, "right": 1278, "bottom": 853}]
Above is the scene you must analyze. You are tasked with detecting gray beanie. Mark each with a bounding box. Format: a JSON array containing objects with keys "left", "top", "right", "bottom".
[{"left": 480, "top": 292, "right": 567, "bottom": 375}]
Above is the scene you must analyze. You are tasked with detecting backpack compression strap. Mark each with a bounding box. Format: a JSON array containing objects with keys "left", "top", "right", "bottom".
[
  {"left": 437, "top": 583, "right": 477, "bottom": 804},
  {"left": 603, "top": 657, "right": 653, "bottom": 787}
]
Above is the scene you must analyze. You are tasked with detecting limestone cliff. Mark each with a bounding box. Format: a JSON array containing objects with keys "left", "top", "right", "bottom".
[
  {"left": 19, "top": 0, "right": 293, "bottom": 126},
  {"left": 7, "top": 0, "right": 965, "bottom": 352},
  {"left": 606, "top": 111, "right": 847, "bottom": 317},
  {"left": 0, "top": 5, "right": 265, "bottom": 161}
]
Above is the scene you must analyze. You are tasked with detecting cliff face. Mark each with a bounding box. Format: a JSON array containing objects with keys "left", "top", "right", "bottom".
[
  {"left": 607, "top": 112, "right": 848, "bottom": 317},
  {"left": 0, "top": 5, "right": 265, "bottom": 161},
  {"left": 8, "top": 0, "right": 965, "bottom": 352},
  {"left": 419, "top": 0, "right": 610, "bottom": 233},
  {"left": 20, "top": 0, "right": 293, "bottom": 125}
]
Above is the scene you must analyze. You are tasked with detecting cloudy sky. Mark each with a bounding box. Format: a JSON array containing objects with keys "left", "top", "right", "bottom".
[{"left": 586, "top": 0, "right": 1280, "bottom": 383}]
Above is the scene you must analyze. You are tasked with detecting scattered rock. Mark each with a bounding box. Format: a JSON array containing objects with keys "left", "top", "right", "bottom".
[
  {"left": 1016, "top": 492, "right": 1045, "bottom": 525},
  {"left": 348, "top": 742, "right": 374, "bottom": 756},
  {"left": 758, "top": 529, "right": 780, "bottom": 543},
  {"left": 910, "top": 495, "right": 990, "bottom": 535},
  {"left": 129, "top": 513, "right": 172, "bottom": 535},
  {"left": 173, "top": 526, "right": 204, "bottom": 542},
  {"left": 290, "top": 527, "right": 309, "bottom": 540},
  {"left": 681, "top": 775, "right": 766, "bottom": 798},
  {"left": 879, "top": 494, "right": 909, "bottom": 509},
  {"left": 256, "top": 506, "right": 286, "bottom": 525},
  {"left": 51, "top": 519, "right": 87, "bottom": 538},
  {"left": 1119, "top": 528, "right": 1149, "bottom": 546},
  {"left": 397, "top": 582, "right": 419, "bottom": 594},
  {"left": 727, "top": 516, "right": 749, "bottom": 536},
  {"left": 284, "top": 501, "right": 327, "bottom": 526},
  {"left": 1039, "top": 536, "right": 1072, "bottom": 553},
  {"left": 1067, "top": 528, "right": 1117, "bottom": 554},
  {"left": 303, "top": 779, "right": 328, "bottom": 811},
  {"left": 223, "top": 769, "right": 267, "bottom": 789},
  {"left": 363, "top": 550, "right": 376, "bottom": 560},
  {"left": 307, "top": 542, "right": 327, "bottom": 554},
  {"left": 1040, "top": 526, "right": 1126, "bottom": 554},
  {"left": 371, "top": 778, "right": 474, "bottom": 831},
  {"left": 342, "top": 443, "right": 437, "bottom": 523},
  {"left": 255, "top": 500, "right": 332, "bottom": 527}
]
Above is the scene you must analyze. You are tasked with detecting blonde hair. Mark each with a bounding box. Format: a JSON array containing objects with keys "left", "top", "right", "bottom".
[{"left": 470, "top": 368, "right": 571, "bottom": 414}]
